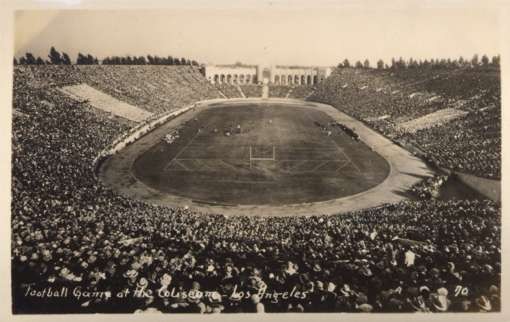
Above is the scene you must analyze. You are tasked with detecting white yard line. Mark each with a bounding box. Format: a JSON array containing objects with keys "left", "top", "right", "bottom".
[{"left": 301, "top": 109, "right": 361, "bottom": 173}]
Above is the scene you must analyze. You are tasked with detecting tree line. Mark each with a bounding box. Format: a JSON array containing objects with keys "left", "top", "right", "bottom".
[
  {"left": 338, "top": 54, "right": 500, "bottom": 70},
  {"left": 14, "top": 46, "right": 499, "bottom": 70},
  {"left": 103, "top": 55, "right": 199, "bottom": 66},
  {"left": 13, "top": 46, "right": 200, "bottom": 66}
]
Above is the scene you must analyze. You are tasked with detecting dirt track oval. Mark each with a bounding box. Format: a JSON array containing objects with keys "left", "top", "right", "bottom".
[{"left": 99, "top": 99, "right": 434, "bottom": 216}]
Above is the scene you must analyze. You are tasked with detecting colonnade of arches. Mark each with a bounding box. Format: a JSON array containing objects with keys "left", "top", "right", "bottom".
[
  {"left": 211, "top": 74, "right": 257, "bottom": 85},
  {"left": 273, "top": 74, "right": 318, "bottom": 85},
  {"left": 208, "top": 72, "right": 321, "bottom": 85}
]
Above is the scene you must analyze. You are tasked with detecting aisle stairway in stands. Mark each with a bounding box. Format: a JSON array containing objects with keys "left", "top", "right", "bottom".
[
  {"left": 285, "top": 87, "right": 293, "bottom": 98},
  {"left": 60, "top": 84, "right": 153, "bottom": 122},
  {"left": 236, "top": 85, "right": 246, "bottom": 98}
]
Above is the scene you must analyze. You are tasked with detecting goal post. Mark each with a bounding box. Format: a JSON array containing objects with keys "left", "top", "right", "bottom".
[
  {"left": 249, "top": 145, "right": 276, "bottom": 168},
  {"left": 249, "top": 146, "right": 276, "bottom": 161}
]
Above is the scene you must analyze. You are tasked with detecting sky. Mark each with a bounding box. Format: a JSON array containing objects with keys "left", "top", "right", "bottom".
[{"left": 14, "top": 4, "right": 501, "bottom": 67}]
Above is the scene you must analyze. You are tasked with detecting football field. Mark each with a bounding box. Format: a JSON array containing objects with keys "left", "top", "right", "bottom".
[{"left": 132, "top": 104, "right": 390, "bottom": 205}]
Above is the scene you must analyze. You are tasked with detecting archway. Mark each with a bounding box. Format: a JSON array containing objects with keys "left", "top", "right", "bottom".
[{"left": 262, "top": 68, "right": 271, "bottom": 84}]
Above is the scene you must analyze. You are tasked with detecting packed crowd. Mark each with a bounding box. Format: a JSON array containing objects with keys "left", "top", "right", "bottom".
[
  {"left": 397, "top": 108, "right": 468, "bottom": 134},
  {"left": 401, "top": 108, "right": 501, "bottom": 179},
  {"left": 288, "top": 85, "right": 316, "bottom": 99},
  {"left": 12, "top": 66, "right": 501, "bottom": 314},
  {"left": 14, "top": 65, "right": 222, "bottom": 114},
  {"left": 268, "top": 85, "right": 292, "bottom": 98},
  {"left": 309, "top": 67, "right": 501, "bottom": 179},
  {"left": 215, "top": 84, "right": 314, "bottom": 99},
  {"left": 239, "top": 85, "right": 263, "bottom": 98},
  {"left": 409, "top": 175, "right": 449, "bottom": 200},
  {"left": 216, "top": 84, "right": 244, "bottom": 98}
]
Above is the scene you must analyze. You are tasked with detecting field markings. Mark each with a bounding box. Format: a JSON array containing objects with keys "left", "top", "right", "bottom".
[
  {"left": 166, "top": 157, "right": 349, "bottom": 175},
  {"left": 334, "top": 160, "right": 357, "bottom": 173},
  {"left": 302, "top": 110, "right": 362, "bottom": 174},
  {"left": 191, "top": 179, "right": 278, "bottom": 184},
  {"left": 170, "top": 130, "right": 202, "bottom": 161},
  {"left": 283, "top": 159, "right": 308, "bottom": 173},
  {"left": 174, "top": 158, "right": 346, "bottom": 163},
  {"left": 173, "top": 159, "right": 192, "bottom": 171},
  {"left": 311, "top": 161, "right": 330, "bottom": 172},
  {"left": 166, "top": 109, "right": 361, "bottom": 177},
  {"left": 218, "top": 159, "right": 246, "bottom": 171},
  {"left": 328, "top": 138, "right": 362, "bottom": 174},
  {"left": 168, "top": 118, "right": 216, "bottom": 166},
  {"left": 188, "top": 159, "right": 207, "bottom": 171}
]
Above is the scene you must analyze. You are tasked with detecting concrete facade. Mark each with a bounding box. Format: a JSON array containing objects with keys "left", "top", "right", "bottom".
[
  {"left": 205, "top": 65, "right": 332, "bottom": 85},
  {"left": 204, "top": 65, "right": 259, "bottom": 85},
  {"left": 269, "top": 66, "right": 332, "bottom": 85}
]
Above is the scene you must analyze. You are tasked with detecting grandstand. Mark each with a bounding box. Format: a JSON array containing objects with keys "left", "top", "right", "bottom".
[
  {"left": 239, "top": 84, "right": 263, "bottom": 98},
  {"left": 268, "top": 85, "right": 292, "bottom": 98},
  {"left": 60, "top": 84, "right": 153, "bottom": 121},
  {"left": 310, "top": 67, "right": 501, "bottom": 179},
  {"left": 288, "top": 85, "right": 315, "bottom": 99},
  {"left": 14, "top": 65, "right": 222, "bottom": 114},
  {"left": 397, "top": 108, "right": 468, "bottom": 134},
  {"left": 216, "top": 83, "right": 243, "bottom": 98},
  {"left": 11, "top": 62, "right": 501, "bottom": 314}
]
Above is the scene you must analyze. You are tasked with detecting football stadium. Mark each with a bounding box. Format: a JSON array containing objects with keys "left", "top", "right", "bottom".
[{"left": 10, "top": 10, "right": 501, "bottom": 315}]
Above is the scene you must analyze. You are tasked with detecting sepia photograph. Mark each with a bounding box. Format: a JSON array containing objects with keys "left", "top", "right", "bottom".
[{"left": 2, "top": 0, "right": 507, "bottom": 319}]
